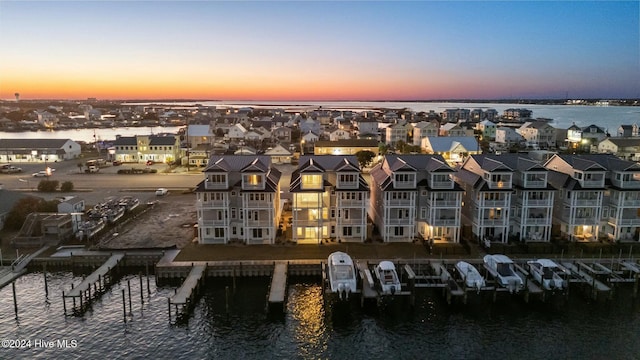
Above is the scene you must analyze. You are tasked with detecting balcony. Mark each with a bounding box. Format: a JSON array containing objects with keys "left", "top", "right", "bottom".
[
  {"left": 385, "top": 218, "right": 415, "bottom": 225},
  {"left": 244, "top": 200, "right": 273, "bottom": 208},
  {"left": 204, "top": 180, "right": 227, "bottom": 190},
  {"left": 244, "top": 219, "right": 273, "bottom": 227},
  {"left": 609, "top": 217, "right": 640, "bottom": 226},
  {"left": 429, "top": 199, "right": 459, "bottom": 207},
  {"left": 386, "top": 199, "right": 414, "bottom": 207},
  {"left": 523, "top": 217, "right": 551, "bottom": 225},
  {"left": 572, "top": 199, "right": 601, "bottom": 206},
  {"left": 200, "top": 219, "right": 229, "bottom": 227},
  {"left": 337, "top": 198, "right": 368, "bottom": 207},
  {"left": 477, "top": 218, "right": 508, "bottom": 227},
  {"left": 581, "top": 179, "right": 605, "bottom": 188},
  {"left": 480, "top": 199, "right": 509, "bottom": 207},
  {"left": 393, "top": 181, "right": 416, "bottom": 189},
  {"left": 522, "top": 179, "right": 546, "bottom": 188},
  {"left": 431, "top": 218, "right": 458, "bottom": 226},
  {"left": 197, "top": 199, "right": 228, "bottom": 208},
  {"left": 430, "top": 180, "right": 452, "bottom": 189}
]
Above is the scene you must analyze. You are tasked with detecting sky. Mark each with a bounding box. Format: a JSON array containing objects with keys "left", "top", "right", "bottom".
[{"left": 0, "top": 1, "right": 638, "bottom": 101}]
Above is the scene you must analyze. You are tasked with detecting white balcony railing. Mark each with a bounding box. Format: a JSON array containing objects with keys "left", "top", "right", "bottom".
[
  {"left": 386, "top": 199, "right": 414, "bottom": 207},
  {"left": 431, "top": 219, "right": 458, "bottom": 226},
  {"left": 480, "top": 200, "right": 509, "bottom": 207},
  {"left": 200, "top": 219, "right": 229, "bottom": 226},
  {"left": 523, "top": 218, "right": 551, "bottom": 225},
  {"left": 609, "top": 217, "right": 640, "bottom": 226},
  {"left": 523, "top": 180, "right": 546, "bottom": 188},
  {"left": 477, "top": 219, "right": 508, "bottom": 226},
  {"left": 197, "top": 200, "right": 228, "bottom": 208},
  {"left": 385, "top": 218, "right": 415, "bottom": 225},
  {"left": 429, "top": 199, "right": 460, "bottom": 207}
]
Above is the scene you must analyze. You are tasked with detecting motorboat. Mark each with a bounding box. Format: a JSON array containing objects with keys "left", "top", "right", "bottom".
[
  {"left": 374, "top": 261, "right": 401, "bottom": 295},
  {"left": 455, "top": 261, "right": 486, "bottom": 291},
  {"left": 483, "top": 254, "right": 524, "bottom": 293},
  {"left": 326, "top": 252, "right": 358, "bottom": 301},
  {"left": 527, "top": 259, "right": 567, "bottom": 291}
]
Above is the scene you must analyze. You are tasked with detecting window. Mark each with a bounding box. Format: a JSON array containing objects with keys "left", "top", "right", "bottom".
[
  {"left": 214, "top": 228, "right": 225, "bottom": 238},
  {"left": 231, "top": 208, "right": 236, "bottom": 219},
  {"left": 252, "top": 229, "right": 263, "bottom": 238},
  {"left": 420, "top": 207, "right": 427, "bottom": 219},
  {"left": 339, "top": 174, "right": 356, "bottom": 183},
  {"left": 343, "top": 227, "right": 353, "bottom": 236},
  {"left": 394, "top": 227, "right": 404, "bottom": 236},
  {"left": 302, "top": 174, "right": 323, "bottom": 189},
  {"left": 421, "top": 190, "right": 428, "bottom": 197},
  {"left": 331, "top": 209, "right": 336, "bottom": 218},
  {"left": 231, "top": 191, "right": 236, "bottom": 196},
  {"left": 210, "top": 174, "right": 226, "bottom": 183},
  {"left": 245, "top": 174, "right": 263, "bottom": 185},
  {"left": 344, "top": 210, "right": 350, "bottom": 219},
  {"left": 232, "top": 227, "right": 236, "bottom": 235}
]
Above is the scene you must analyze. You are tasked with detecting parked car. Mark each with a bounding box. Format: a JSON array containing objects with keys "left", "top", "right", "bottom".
[
  {"left": 146, "top": 160, "right": 154, "bottom": 166},
  {"left": 32, "top": 171, "right": 49, "bottom": 177},
  {"left": 155, "top": 188, "right": 168, "bottom": 196},
  {"left": 1, "top": 166, "right": 23, "bottom": 173},
  {"left": 112, "top": 160, "right": 123, "bottom": 166}
]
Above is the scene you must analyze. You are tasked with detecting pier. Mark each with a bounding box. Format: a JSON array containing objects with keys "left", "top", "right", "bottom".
[
  {"left": 62, "top": 253, "right": 124, "bottom": 315},
  {"left": 168, "top": 264, "right": 207, "bottom": 323},
  {"left": 267, "top": 262, "right": 288, "bottom": 312}
]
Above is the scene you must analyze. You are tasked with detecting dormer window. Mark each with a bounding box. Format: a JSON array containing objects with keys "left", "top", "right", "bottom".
[
  {"left": 242, "top": 173, "right": 265, "bottom": 190},
  {"left": 338, "top": 173, "right": 358, "bottom": 189},
  {"left": 301, "top": 174, "right": 323, "bottom": 190}
]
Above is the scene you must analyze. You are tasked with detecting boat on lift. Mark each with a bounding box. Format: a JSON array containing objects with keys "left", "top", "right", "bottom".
[
  {"left": 325, "top": 252, "right": 358, "bottom": 301},
  {"left": 374, "top": 261, "right": 401, "bottom": 295},
  {"left": 455, "top": 261, "right": 486, "bottom": 291},
  {"left": 527, "top": 259, "right": 567, "bottom": 291},
  {"left": 483, "top": 254, "right": 524, "bottom": 293}
]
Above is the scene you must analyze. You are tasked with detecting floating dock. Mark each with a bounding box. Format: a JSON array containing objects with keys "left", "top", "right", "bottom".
[{"left": 62, "top": 253, "right": 124, "bottom": 315}]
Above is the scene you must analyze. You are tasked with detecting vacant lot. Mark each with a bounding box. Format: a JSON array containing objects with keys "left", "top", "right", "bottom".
[{"left": 96, "top": 193, "right": 197, "bottom": 249}]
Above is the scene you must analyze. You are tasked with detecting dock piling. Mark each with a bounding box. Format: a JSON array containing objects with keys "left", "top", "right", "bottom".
[
  {"left": 225, "top": 286, "right": 230, "bottom": 314},
  {"left": 127, "top": 280, "right": 132, "bottom": 314},
  {"left": 122, "top": 289, "right": 127, "bottom": 323},
  {"left": 139, "top": 273, "right": 144, "bottom": 304},
  {"left": 43, "top": 264, "right": 49, "bottom": 297},
  {"left": 12, "top": 281, "right": 18, "bottom": 319}
]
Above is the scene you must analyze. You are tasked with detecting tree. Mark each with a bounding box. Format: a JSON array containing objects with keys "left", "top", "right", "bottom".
[
  {"left": 4, "top": 197, "right": 59, "bottom": 230},
  {"left": 60, "top": 181, "right": 74, "bottom": 192},
  {"left": 379, "top": 143, "right": 389, "bottom": 156},
  {"left": 215, "top": 128, "right": 225, "bottom": 137},
  {"left": 355, "top": 150, "right": 376, "bottom": 168},
  {"left": 37, "top": 179, "right": 59, "bottom": 192}
]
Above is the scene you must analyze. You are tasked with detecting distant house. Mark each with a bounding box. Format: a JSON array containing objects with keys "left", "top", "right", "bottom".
[
  {"left": 495, "top": 127, "right": 524, "bottom": 146},
  {"left": 329, "top": 129, "right": 351, "bottom": 142},
  {"left": 597, "top": 138, "right": 640, "bottom": 161},
  {"left": 354, "top": 117, "right": 379, "bottom": 137},
  {"left": 113, "top": 135, "right": 181, "bottom": 164},
  {"left": 272, "top": 127, "right": 292, "bottom": 143},
  {"left": 439, "top": 123, "right": 471, "bottom": 137},
  {"left": 302, "top": 131, "right": 320, "bottom": 144},
  {"left": 477, "top": 120, "right": 497, "bottom": 141},
  {"left": 314, "top": 139, "right": 379, "bottom": 156},
  {"left": 421, "top": 136, "right": 480, "bottom": 164},
  {"left": 517, "top": 121, "right": 557, "bottom": 149},
  {"left": 618, "top": 124, "right": 639, "bottom": 137},
  {"left": 385, "top": 121, "right": 410, "bottom": 147},
  {"left": 412, "top": 121, "right": 439, "bottom": 146},
  {"left": 187, "top": 124, "right": 215, "bottom": 146},
  {"left": 228, "top": 124, "right": 248, "bottom": 140},
  {"left": 265, "top": 144, "right": 293, "bottom": 164},
  {"left": 0, "top": 138, "right": 81, "bottom": 162}
]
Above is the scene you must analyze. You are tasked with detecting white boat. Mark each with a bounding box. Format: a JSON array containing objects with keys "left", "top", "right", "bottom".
[
  {"left": 527, "top": 259, "right": 566, "bottom": 291},
  {"left": 455, "top": 261, "right": 486, "bottom": 291},
  {"left": 374, "top": 261, "right": 401, "bottom": 295},
  {"left": 326, "top": 252, "right": 358, "bottom": 301},
  {"left": 483, "top": 254, "right": 524, "bottom": 293}
]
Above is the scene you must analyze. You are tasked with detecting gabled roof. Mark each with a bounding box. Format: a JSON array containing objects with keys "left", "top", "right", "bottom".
[
  {"left": 264, "top": 144, "right": 292, "bottom": 156},
  {"left": 602, "top": 137, "right": 640, "bottom": 147},
  {"left": 187, "top": 125, "right": 211, "bottom": 137},
  {"left": 423, "top": 136, "right": 478, "bottom": 153},
  {"left": 113, "top": 136, "right": 138, "bottom": 146},
  {"left": 204, "top": 155, "right": 271, "bottom": 172},
  {"left": 241, "top": 157, "right": 268, "bottom": 172}
]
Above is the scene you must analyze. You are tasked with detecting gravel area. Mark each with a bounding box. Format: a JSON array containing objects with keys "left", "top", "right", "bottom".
[{"left": 95, "top": 193, "right": 197, "bottom": 249}]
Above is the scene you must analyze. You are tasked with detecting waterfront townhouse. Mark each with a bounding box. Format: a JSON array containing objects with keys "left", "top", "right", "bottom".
[
  {"left": 544, "top": 154, "right": 606, "bottom": 242},
  {"left": 573, "top": 155, "right": 640, "bottom": 242},
  {"left": 491, "top": 154, "right": 555, "bottom": 242},
  {"left": 370, "top": 154, "right": 462, "bottom": 242},
  {"left": 289, "top": 155, "right": 369, "bottom": 244},
  {"left": 454, "top": 155, "right": 513, "bottom": 243},
  {"left": 195, "top": 155, "right": 281, "bottom": 244}
]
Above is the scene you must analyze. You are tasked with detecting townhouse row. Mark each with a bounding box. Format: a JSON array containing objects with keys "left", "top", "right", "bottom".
[{"left": 194, "top": 153, "right": 640, "bottom": 245}]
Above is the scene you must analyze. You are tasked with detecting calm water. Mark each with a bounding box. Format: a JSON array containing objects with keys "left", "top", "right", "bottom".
[
  {"left": 1, "top": 272, "right": 639, "bottom": 359},
  {"left": 1, "top": 102, "right": 639, "bottom": 143}
]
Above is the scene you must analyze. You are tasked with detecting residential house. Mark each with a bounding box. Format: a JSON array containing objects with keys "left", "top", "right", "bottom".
[
  {"left": 454, "top": 155, "right": 514, "bottom": 243},
  {"left": 265, "top": 144, "right": 293, "bottom": 164},
  {"left": 385, "top": 121, "right": 410, "bottom": 147},
  {"left": 329, "top": 129, "right": 351, "bottom": 142},
  {"left": 289, "top": 156, "right": 369, "bottom": 243},
  {"left": 314, "top": 139, "right": 379, "bottom": 156},
  {"left": 420, "top": 136, "right": 480, "bottom": 164},
  {"left": 299, "top": 118, "right": 322, "bottom": 135},
  {"left": 439, "top": 122, "right": 471, "bottom": 137},
  {"left": 477, "top": 120, "right": 497, "bottom": 141},
  {"left": 581, "top": 124, "right": 608, "bottom": 148},
  {"left": 272, "top": 127, "right": 292, "bottom": 143},
  {"left": 187, "top": 124, "right": 215, "bottom": 147},
  {"left": 517, "top": 121, "right": 557, "bottom": 149},
  {"left": 503, "top": 108, "right": 532, "bottom": 121},
  {"left": 195, "top": 155, "right": 281, "bottom": 244},
  {"left": 57, "top": 196, "right": 86, "bottom": 214},
  {"left": 369, "top": 154, "right": 462, "bottom": 242},
  {"left": 495, "top": 127, "right": 524, "bottom": 147},
  {"left": 412, "top": 121, "right": 439, "bottom": 146},
  {"left": 597, "top": 138, "right": 640, "bottom": 161},
  {"left": 354, "top": 117, "right": 379, "bottom": 138},
  {"left": 544, "top": 154, "right": 606, "bottom": 242},
  {"left": 618, "top": 124, "right": 639, "bottom": 137},
  {"left": 228, "top": 124, "right": 248, "bottom": 141}
]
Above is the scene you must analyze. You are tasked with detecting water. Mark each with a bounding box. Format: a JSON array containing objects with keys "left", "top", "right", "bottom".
[
  {"left": 1, "top": 102, "right": 639, "bottom": 143},
  {"left": 1, "top": 272, "right": 639, "bottom": 359}
]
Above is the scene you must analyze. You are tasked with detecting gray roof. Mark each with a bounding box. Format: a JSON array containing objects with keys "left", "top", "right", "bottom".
[
  {"left": 0, "top": 138, "right": 72, "bottom": 149},
  {"left": 554, "top": 154, "right": 607, "bottom": 171},
  {"left": 603, "top": 137, "right": 640, "bottom": 147},
  {"left": 149, "top": 136, "right": 178, "bottom": 146},
  {"left": 314, "top": 139, "right": 379, "bottom": 148},
  {"left": 113, "top": 136, "right": 137, "bottom": 146},
  {"left": 423, "top": 136, "right": 478, "bottom": 152},
  {"left": 205, "top": 155, "right": 271, "bottom": 172}
]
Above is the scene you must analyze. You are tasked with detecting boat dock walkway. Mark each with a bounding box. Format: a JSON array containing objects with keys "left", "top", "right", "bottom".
[
  {"left": 267, "top": 262, "right": 288, "bottom": 312},
  {"left": 561, "top": 262, "right": 612, "bottom": 300},
  {"left": 168, "top": 264, "right": 207, "bottom": 323},
  {"left": 63, "top": 253, "right": 124, "bottom": 315}
]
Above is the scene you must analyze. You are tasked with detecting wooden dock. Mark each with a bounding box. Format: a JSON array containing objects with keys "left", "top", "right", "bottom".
[
  {"left": 168, "top": 264, "right": 207, "bottom": 323},
  {"left": 267, "top": 262, "right": 288, "bottom": 312},
  {"left": 63, "top": 253, "right": 124, "bottom": 315},
  {"left": 561, "top": 262, "right": 612, "bottom": 300}
]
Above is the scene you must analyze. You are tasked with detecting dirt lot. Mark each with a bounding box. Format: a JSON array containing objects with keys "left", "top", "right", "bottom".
[{"left": 96, "top": 193, "right": 197, "bottom": 249}]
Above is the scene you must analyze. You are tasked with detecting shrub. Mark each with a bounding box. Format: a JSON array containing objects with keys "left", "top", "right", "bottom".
[
  {"left": 60, "top": 181, "right": 74, "bottom": 192},
  {"left": 37, "top": 179, "right": 59, "bottom": 192}
]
